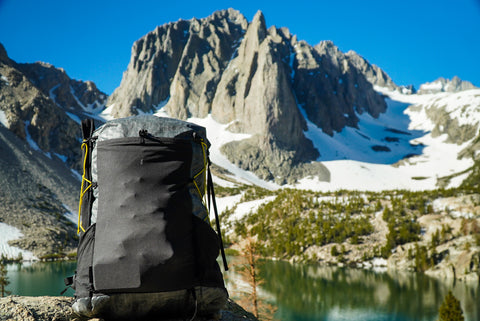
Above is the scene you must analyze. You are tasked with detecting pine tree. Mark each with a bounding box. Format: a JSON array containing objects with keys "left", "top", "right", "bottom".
[
  {"left": 0, "top": 260, "right": 11, "bottom": 297},
  {"left": 438, "top": 291, "right": 464, "bottom": 321},
  {"left": 237, "top": 237, "right": 277, "bottom": 321},
  {"left": 239, "top": 238, "right": 260, "bottom": 318}
]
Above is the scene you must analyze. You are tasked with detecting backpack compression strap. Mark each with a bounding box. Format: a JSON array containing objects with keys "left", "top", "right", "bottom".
[
  {"left": 207, "top": 164, "right": 229, "bottom": 271},
  {"left": 77, "top": 119, "right": 96, "bottom": 234}
]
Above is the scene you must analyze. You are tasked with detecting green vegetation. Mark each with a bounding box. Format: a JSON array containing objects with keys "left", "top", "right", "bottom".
[
  {"left": 0, "top": 260, "right": 11, "bottom": 297},
  {"left": 380, "top": 196, "right": 423, "bottom": 258},
  {"left": 1, "top": 253, "right": 23, "bottom": 264},
  {"left": 213, "top": 184, "right": 248, "bottom": 197},
  {"left": 438, "top": 291, "right": 464, "bottom": 321},
  {"left": 39, "top": 253, "right": 67, "bottom": 261},
  {"left": 235, "top": 189, "right": 374, "bottom": 260},
  {"left": 227, "top": 184, "right": 480, "bottom": 266}
]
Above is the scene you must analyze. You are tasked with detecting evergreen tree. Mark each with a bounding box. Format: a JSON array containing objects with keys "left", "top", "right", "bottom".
[
  {"left": 0, "top": 261, "right": 11, "bottom": 297},
  {"left": 237, "top": 237, "right": 277, "bottom": 321},
  {"left": 438, "top": 291, "right": 464, "bottom": 321}
]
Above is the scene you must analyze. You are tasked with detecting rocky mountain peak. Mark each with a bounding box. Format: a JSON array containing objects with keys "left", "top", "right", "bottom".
[
  {"left": 0, "top": 44, "right": 106, "bottom": 168},
  {"left": 17, "top": 61, "right": 107, "bottom": 115},
  {"left": 108, "top": 9, "right": 248, "bottom": 119},
  {"left": 106, "top": 9, "right": 388, "bottom": 183},
  {"left": 418, "top": 76, "right": 478, "bottom": 94},
  {"left": 315, "top": 40, "right": 338, "bottom": 54},
  {"left": 250, "top": 10, "right": 267, "bottom": 41},
  {"left": 345, "top": 50, "right": 398, "bottom": 90},
  {"left": 0, "top": 42, "right": 10, "bottom": 64}
]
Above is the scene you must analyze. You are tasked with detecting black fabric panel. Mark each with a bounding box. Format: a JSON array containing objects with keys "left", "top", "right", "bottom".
[
  {"left": 93, "top": 137, "right": 195, "bottom": 293},
  {"left": 192, "top": 216, "right": 226, "bottom": 289},
  {"left": 74, "top": 224, "right": 96, "bottom": 298}
]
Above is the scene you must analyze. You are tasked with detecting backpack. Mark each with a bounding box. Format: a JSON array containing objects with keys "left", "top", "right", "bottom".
[{"left": 66, "top": 115, "right": 229, "bottom": 320}]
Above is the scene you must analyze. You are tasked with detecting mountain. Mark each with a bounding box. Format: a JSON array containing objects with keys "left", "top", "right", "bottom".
[
  {"left": 106, "top": 8, "right": 480, "bottom": 188},
  {"left": 0, "top": 42, "right": 107, "bottom": 258},
  {"left": 1, "top": 9, "right": 480, "bottom": 258},
  {"left": 0, "top": 43, "right": 107, "bottom": 169},
  {"left": 417, "top": 76, "right": 478, "bottom": 94},
  {"left": 107, "top": 9, "right": 388, "bottom": 184}
]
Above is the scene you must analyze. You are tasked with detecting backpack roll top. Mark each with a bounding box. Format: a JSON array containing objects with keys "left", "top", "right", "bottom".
[{"left": 71, "top": 115, "right": 228, "bottom": 319}]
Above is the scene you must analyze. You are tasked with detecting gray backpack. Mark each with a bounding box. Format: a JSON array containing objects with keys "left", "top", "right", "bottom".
[{"left": 66, "top": 115, "right": 228, "bottom": 320}]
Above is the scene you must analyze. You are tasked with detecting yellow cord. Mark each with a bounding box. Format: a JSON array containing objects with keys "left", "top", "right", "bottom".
[
  {"left": 77, "top": 142, "right": 92, "bottom": 234},
  {"left": 193, "top": 140, "right": 209, "bottom": 221}
]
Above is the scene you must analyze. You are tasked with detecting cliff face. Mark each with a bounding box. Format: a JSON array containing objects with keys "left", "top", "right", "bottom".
[
  {"left": 108, "top": 8, "right": 248, "bottom": 119},
  {"left": 107, "top": 9, "right": 387, "bottom": 183},
  {"left": 0, "top": 43, "right": 107, "bottom": 258},
  {"left": 345, "top": 50, "right": 398, "bottom": 91},
  {"left": 0, "top": 43, "right": 106, "bottom": 168}
]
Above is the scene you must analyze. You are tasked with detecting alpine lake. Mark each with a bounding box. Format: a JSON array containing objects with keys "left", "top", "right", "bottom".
[{"left": 4, "top": 259, "right": 479, "bottom": 321}]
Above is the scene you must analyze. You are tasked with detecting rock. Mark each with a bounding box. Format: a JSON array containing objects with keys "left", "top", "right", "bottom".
[
  {"left": 425, "top": 104, "right": 478, "bottom": 145},
  {"left": 295, "top": 40, "right": 387, "bottom": 136},
  {"left": 107, "top": 9, "right": 247, "bottom": 118},
  {"left": 0, "top": 296, "right": 73, "bottom": 321},
  {"left": 418, "top": 76, "right": 478, "bottom": 94},
  {"left": 106, "top": 9, "right": 388, "bottom": 184},
  {"left": 345, "top": 50, "right": 398, "bottom": 90},
  {"left": 0, "top": 42, "right": 106, "bottom": 168},
  {"left": 0, "top": 296, "right": 258, "bottom": 321},
  {"left": 16, "top": 62, "right": 106, "bottom": 117},
  {"left": 0, "top": 126, "right": 78, "bottom": 259},
  {"left": 0, "top": 42, "right": 103, "bottom": 258}
]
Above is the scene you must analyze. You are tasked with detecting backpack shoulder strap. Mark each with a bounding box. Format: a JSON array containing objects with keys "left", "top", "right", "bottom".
[{"left": 207, "top": 163, "right": 228, "bottom": 271}]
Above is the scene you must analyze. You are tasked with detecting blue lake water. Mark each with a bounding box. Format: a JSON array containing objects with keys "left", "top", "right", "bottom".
[{"left": 4, "top": 260, "right": 479, "bottom": 321}]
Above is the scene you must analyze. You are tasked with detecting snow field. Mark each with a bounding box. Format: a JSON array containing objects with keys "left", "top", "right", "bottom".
[{"left": 0, "top": 223, "right": 37, "bottom": 261}]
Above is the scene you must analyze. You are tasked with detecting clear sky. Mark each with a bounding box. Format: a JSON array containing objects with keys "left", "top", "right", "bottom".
[{"left": 1, "top": 0, "right": 479, "bottom": 95}]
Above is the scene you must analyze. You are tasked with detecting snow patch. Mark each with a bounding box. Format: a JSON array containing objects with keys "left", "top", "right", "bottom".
[
  {"left": 0, "top": 109, "right": 8, "bottom": 127},
  {"left": 419, "top": 81, "right": 443, "bottom": 92},
  {"left": 215, "top": 194, "right": 277, "bottom": 229},
  {"left": 62, "top": 205, "right": 77, "bottom": 224},
  {"left": 298, "top": 91, "right": 425, "bottom": 164},
  {"left": 66, "top": 112, "right": 81, "bottom": 124},
  {"left": 185, "top": 114, "right": 279, "bottom": 190},
  {"left": 230, "top": 196, "right": 276, "bottom": 222},
  {"left": 71, "top": 168, "right": 82, "bottom": 181},
  {"left": 1, "top": 74, "right": 9, "bottom": 85},
  {"left": 99, "top": 104, "right": 116, "bottom": 121},
  {"left": 214, "top": 194, "right": 244, "bottom": 218},
  {"left": 213, "top": 175, "right": 238, "bottom": 188},
  {"left": 54, "top": 153, "right": 68, "bottom": 163},
  {"left": 289, "top": 87, "right": 477, "bottom": 192},
  {"left": 24, "top": 121, "right": 40, "bottom": 151},
  {"left": 49, "top": 84, "right": 61, "bottom": 106},
  {"left": 0, "top": 223, "right": 37, "bottom": 261}
]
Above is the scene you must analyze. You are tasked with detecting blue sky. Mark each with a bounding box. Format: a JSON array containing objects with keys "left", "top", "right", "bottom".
[{"left": 1, "top": 0, "right": 479, "bottom": 95}]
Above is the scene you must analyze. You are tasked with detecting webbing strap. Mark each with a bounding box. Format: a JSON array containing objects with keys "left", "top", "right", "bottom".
[
  {"left": 207, "top": 166, "right": 229, "bottom": 271},
  {"left": 77, "top": 142, "right": 92, "bottom": 233},
  {"left": 77, "top": 119, "right": 95, "bottom": 234}
]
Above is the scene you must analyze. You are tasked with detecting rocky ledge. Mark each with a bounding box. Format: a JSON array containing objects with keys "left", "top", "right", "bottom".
[{"left": 0, "top": 296, "right": 257, "bottom": 321}]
